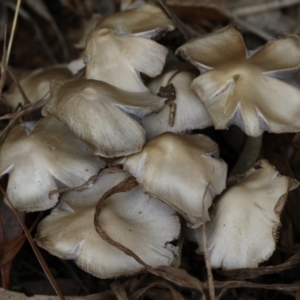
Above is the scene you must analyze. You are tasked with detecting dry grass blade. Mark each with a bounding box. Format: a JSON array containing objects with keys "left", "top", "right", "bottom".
[
  {"left": 6, "top": 0, "right": 21, "bottom": 66},
  {"left": 129, "top": 280, "right": 186, "bottom": 300},
  {"left": 111, "top": 281, "right": 129, "bottom": 300},
  {"left": 24, "top": 0, "right": 69, "bottom": 60},
  {"left": 201, "top": 182, "right": 215, "bottom": 299},
  {"left": 219, "top": 249, "right": 300, "bottom": 280},
  {"left": 94, "top": 178, "right": 205, "bottom": 296},
  {"left": 0, "top": 28, "right": 8, "bottom": 100},
  {"left": 208, "top": 280, "right": 300, "bottom": 292},
  {"left": 233, "top": 0, "right": 300, "bottom": 16},
  {"left": 6, "top": 1, "right": 57, "bottom": 63},
  {"left": 155, "top": 0, "right": 198, "bottom": 39},
  {"left": 0, "top": 186, "right": 66, "bottom": 300}
]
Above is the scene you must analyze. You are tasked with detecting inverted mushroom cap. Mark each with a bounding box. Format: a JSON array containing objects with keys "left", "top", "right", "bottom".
[
  {"left": 94, "top": 4, "right": 175, "bottom": 39},
  {"left": 42, "top": 78, "right": 165, "bottom": 157},
  {"left": 118, "top": 132, "right": 228, "bottom": 228},
  {"left": 36, "top": 171, "right": 180, "bottom": 278},
  {"left": 84, "top": 28, "right": 168, "bottom": 92},
  {"left": 191, "top": 160, "right": 298, "bottom": 269},
  {"left": 3, "top": 66, "right": 72, "bottom": 110},
  {"left": 142, "top": 69, "right": 213, "bottom": 139},
  {"left": 0, "top": 117, "right": 104, "bottom": 212},
  {"left": 176, "top": 25, "right": 300, "bottom": 136}
]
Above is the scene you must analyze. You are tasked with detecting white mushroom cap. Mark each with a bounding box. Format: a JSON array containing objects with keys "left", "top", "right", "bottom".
[
  {"left": 94, "top": 4, "right": 175, "bottom": 40},
  {"left": 0, "top": 117, "right": 104, "bottom": 212},
  {"left": 142, "top": 69, "right": 213, "bottom": 139},
  {"left": 35, "top": 171, "right": 180, "bottom": 278},
  {"left": 190, "top": 160, "right": 298, "bottom": 269},
  {"left": 3, "top": 66, "right": 72, "bottom": 111},
  {"left": 42, "top": 78, "right": 165, "bottom": 157},
  {"left": 118, "top": 132, "right": 228, "bottom": 228},
  {"left": 176, "top": 25, "right": 300, "bottom": 136},
  {"left": 84, "top": 28, "right": 168, "bottom": 93}
]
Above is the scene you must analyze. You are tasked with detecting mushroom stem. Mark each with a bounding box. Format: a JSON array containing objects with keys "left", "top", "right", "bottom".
[{"left": 230, "top": 135, "right": 263, "bottom": 176}]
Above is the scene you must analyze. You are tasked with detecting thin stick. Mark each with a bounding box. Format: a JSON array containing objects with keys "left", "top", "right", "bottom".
[
  {"left": 233, "top": 0, "right": 300, "bottom": 17},
  {"left": 201, "top": 184, "right": 215, "bottom": 300},
  {"left": 6, "top": 0, "right": 21, "bottom": 66}
]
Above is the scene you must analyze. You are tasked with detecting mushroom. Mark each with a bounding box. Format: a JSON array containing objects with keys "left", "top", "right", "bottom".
[
  {"left": 42, "top": 78, "right": 165, "bottom": 158},
  {"left": 189, "top": 160, "right": 298, "bottom": 269},
  {"left": 94, "top": 4, "right": 175, "bottom": 40},
  {"left": 117, "top": 132, "right": 228, "bottom": 228},
  {"left": 0, "top": 117, "right": 104, "bottom": 211},
  {"left": 176, "top": 25, "right": 300, "bottom": 137},
  {"left": 35, "top": 171, "right": 180, "bottom": 278},
  {"left": 142, "top": 69, "right": 213, "bottom": 140},
  {"left": 3, "top": 66, "right": 72, "bottom": 111},
  {"left": 84, "top": 28, "right": 168, "bottom": 92}
]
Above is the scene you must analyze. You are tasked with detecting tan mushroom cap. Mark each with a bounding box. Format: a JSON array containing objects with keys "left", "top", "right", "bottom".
[
  {"left": 94, "top": 4, "right": 175, "bottom": 40},
  {"left": 3, "top": 66, "right": 72, "bottom": 111},
  {"left": 176, "top": 25, "right": 300, "bottom": 136},
  {"left": 118, "top": 132, "right": 228, "bottom": 228},
  {"left": 42, "top": 78, "right": 165, "bottom": 157},
  {"left": 84, "top": 28, "right": 168, "bottom": 93},
  {"left": 0, "top": 117, "right": 104, "bottom": 212},
  {"left": 36, "top": 171, "right": 180, "bottom": 279},
  {"left": 191, "top": 160, "right": 298, "bottom": 269},
  {"left": 142, "top": 69, "right": 212, "bottom": 139}
]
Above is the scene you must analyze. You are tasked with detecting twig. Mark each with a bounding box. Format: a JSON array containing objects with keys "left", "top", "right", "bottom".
[
  {"left": 201, "top": 183, "right": 215, "bottom": 300},
  {"left": 6, "top": 0, "right": 21, "bottom": 66},
  {"left": 6, "top": 2, "right": 57, "bottom": 64},
  {"left": 233, "top": 0, "right": 300, "bottom": 17}
]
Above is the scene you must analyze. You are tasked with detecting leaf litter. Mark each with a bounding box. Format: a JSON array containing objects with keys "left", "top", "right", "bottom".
[{"left": 2, "top": 0, "right": 300, "bottom": 299}]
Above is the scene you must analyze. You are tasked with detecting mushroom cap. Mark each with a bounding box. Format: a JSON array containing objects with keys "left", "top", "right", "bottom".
[
  {"left": 118, "top": 132, "right": 228, "bottom": 228},
  {"left": 35, "top": 171, "right": 180, "bottom": 278},
  {"left": 0, "top": 117, "right": 104, "bottom": 212},
  {"left": 84, "top": 28, "right": 168, "bottom": 92},
  {"left": 42, "top": 78, "right": 165, "bottom": 157},
  {"left": 3, "top": 66, "right": 72, "bottom": 110},
  {"left": 176, "top": 25, "right": 300, "bottom": 136},
  {"left": 190, "top": 160, "right": 298, "bottom": 269},
  {"left": 94, "top": 4, "right": 175, "bottom": 40},
  {"left": 142, "top": 69, "right": 213, "bottom": 139}
]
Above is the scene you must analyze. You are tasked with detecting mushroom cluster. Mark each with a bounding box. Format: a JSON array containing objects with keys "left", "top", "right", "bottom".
[{"left": 1, "top": 3, "right": 300, "bottom": 282}]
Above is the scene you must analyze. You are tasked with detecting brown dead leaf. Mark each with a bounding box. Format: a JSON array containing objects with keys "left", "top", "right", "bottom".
[
  {"left": 165, "top": 0, "right": 230, "bottom": 21},
  {"left": 0, "top": 197, "right": 24, "bottom": 288},
  {"left": 0, "top": 186, "right": 65, "bottom": 300},
  {"left": 0, "top": 234, "right": 26, "bottom": 266}
]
